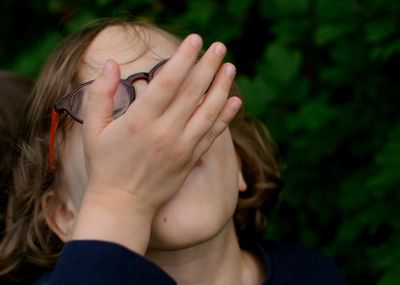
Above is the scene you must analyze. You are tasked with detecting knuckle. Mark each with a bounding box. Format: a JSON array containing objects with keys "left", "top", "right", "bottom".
[
  {"left": 207, "top": 121, "right": 226, "bottom": 142},
  {"left": 205, "top": 128, "right": 218, "bottom": 143},
  {"left": 184, "top": 82, "right": 204, "bottom": 99},
  {"left": 90, "top": 76, "right": 118, "bottom": 97},
  {"left": 152, "top": 129, "right": 171, "bottom": 152},
  {"left": 204, "top": 106, "right": 219, "bottom": 123},
  {"left": 217, "top": 115, "right": 230, "bottom": 127},
  {"left": 170, "top": 145, "right": 191, "bottom": 165}
]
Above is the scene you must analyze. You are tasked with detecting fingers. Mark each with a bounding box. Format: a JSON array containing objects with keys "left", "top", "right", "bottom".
[
  {"left": 193, "top": 96, "right": 242, "bottom": 160},
  {"left": 182, "top": 61, "right": 241, "bottom": 161},
  {"left": 183, "top": 62, "right": 237, "bottom": 140},
  {"left": 137, "top": 34, "right": 203, "bottom": 117},
  {"left": 164, "top": 42, "right": 227, "bottom": 126},
  {"left": 84, "top": 59, "right": 121, "bottom": 140}
]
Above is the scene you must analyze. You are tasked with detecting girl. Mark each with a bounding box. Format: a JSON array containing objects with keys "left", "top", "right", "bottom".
[{"left": 0, "top": 18, "right": 345, "bottom": 285}]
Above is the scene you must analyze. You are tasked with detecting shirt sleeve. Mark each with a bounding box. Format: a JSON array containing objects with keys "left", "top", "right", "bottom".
[{"left": 35, "top": 240, "right": 176, "bottom": 285}]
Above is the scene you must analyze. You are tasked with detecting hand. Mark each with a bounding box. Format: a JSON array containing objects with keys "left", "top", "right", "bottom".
[{"left": 73, "top": 34, "right": 242, "bottom": 252}]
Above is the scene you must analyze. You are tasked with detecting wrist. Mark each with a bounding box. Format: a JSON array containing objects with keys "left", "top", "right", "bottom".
[{"left": 72, "top": 184, "right": 156, "bottom": 255}]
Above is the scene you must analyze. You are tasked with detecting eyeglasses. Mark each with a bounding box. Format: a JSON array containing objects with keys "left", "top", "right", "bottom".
[
  {"left": 48, "top": 59, "right": 168, "bottom": 171},
  {"left": 55, "top": 59, "right": 168, "bottom": 123}
]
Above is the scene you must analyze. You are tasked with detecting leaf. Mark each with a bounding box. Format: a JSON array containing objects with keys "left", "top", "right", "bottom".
[
  {"left": 365, "top": 17, "right": 397, "bottom": 43},
  {"left": 339, "top": 171, "right": 373, "bottom": 209},
  {"left": 260, "top": 43, "right": 302, "bottom": 83},
  {"left": 287, "top": 100, "right": 336, "bottom": 131},
  {"left": 96, "top": 0, "right": 111, "bottom": 8},
  {"left": 314, "top": 23, "right": 357, "bottom": 46},
  {"left": 368, "top": 122, "right": 400, "bottom": 189},
  {"left": 378, "top": 266, "right": 400, "bottom": 285},
  {"left": 48, "top": 0, "right": 62, "bottom": 13},
  {"left": 319, "top": 66, "right": 349, "bottom": 85},
  {"left": 179, "top": 0, "right": 217, "bottom": 29},
  {"left": 315, "top": 0, "right": 360, "bottom": 21},
  {"left": 65, "top": 11, "right": 97, "bottom": 33},
  {"left": 226, "top": 0, "right": 253, "bottom": 17},
  {"left": 370, "top": 40, "right": 400, "bottom": 60},
  {"left": 272, "top": 19, "right": 312, "bottom": 44},
  {"left": 237, "top": 75, "right": 277, "bottom": 117},
  {"left": 273, "top": 0, "right": 309, "bottom": 16},
  {"left": 329, "top": 41, "right": 368, "bottom": 70}
]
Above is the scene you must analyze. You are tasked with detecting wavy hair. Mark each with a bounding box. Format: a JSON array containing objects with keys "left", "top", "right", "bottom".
[{"left": 0, "top": 18, "right": 283, "bottom": 280}]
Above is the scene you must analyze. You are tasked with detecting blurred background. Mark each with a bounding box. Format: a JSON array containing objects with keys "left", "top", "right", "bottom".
[{"left": 1, "top": 0, "right": 399, "bottom": 284}]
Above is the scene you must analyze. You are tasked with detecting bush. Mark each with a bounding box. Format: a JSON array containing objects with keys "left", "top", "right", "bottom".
[{"left": 1, "top": 1, "right": 399, "bottom": 284}]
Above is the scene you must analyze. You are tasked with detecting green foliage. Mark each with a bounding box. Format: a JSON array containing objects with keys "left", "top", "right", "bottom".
[{"left": 1, "top": 0, "right": 399, "bottom": 284}]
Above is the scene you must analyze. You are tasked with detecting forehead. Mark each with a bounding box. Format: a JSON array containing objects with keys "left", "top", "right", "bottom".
[{"left": 80, "top": 25, "right": 179, "bottom": 80}]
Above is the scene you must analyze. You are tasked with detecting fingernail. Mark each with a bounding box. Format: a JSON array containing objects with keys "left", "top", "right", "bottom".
[
  {"left": 215, "top": 43, "right": 226, "bottom": 56},
  {"left": 103, "top": 59, "right": 114, "bottom": 75},
  {"left": 232, "top": 99, "right": 242, "bottom": 111},
  {"left": 224, "top": 64, "right": 236, "bottom": 78},
  {"left": 190, "top": 34, "right": 202, "bottom": 47}
]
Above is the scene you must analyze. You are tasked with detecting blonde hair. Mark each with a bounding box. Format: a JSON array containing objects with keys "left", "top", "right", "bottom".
[{"left": 0, "top": 18, "right": 282, "bottom": 279}]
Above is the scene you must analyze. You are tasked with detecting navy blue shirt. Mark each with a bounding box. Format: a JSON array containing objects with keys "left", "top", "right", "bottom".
[{"left": 35, "top": 239, "right": 346, "bottom": 284}]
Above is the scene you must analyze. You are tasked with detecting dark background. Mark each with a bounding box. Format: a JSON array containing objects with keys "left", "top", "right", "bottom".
[{"left": 1, "top": 0, "right": 399, "bottom": 284}]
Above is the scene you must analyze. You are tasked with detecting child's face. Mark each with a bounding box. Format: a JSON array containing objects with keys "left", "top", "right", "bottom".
[{"left": 59, "top": 25, "right": 246, "bottom": 250}]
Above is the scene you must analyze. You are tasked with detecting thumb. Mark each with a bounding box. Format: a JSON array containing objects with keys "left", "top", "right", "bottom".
[{"left": 84, "top": 59, "right": 121, "bottom": 139}]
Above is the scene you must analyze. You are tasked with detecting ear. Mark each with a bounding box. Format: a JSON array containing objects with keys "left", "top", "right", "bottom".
[
  {"left": 42, "top": 191, "right": 77, "bottom": 242},
  {"left": 238, "top": 170, "right": 247, "bottom": 192},
  {"left": 236, "top": 153, "right": 247, "bottom": 192}
]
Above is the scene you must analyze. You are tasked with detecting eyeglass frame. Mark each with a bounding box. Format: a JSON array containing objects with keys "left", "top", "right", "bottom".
[
  {"left": 48, "top": 58, "right": 168, "bottom": 172},
  {"left": 54, "top": 58, "right": 169, "bottom": 124}
]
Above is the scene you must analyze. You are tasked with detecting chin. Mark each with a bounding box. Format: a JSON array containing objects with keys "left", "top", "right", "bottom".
[
  {"left": 148, "top": 208, "right": 233, "bottom": 251},
  {"left": 146, "top": 146, "right": 239, "bottom": 251},
  {"left": 148, "top": 231, "right": 214, "bottom": 251}
]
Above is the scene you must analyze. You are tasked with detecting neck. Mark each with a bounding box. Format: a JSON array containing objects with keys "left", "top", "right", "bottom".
[{"left": 145, "top": 221, "right": 266, "bottom": 285}]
